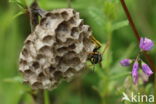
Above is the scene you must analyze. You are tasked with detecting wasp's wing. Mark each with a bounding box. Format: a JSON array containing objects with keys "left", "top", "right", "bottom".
[{"left": 89, "top": 35, "right": 102, "bottom": 48}]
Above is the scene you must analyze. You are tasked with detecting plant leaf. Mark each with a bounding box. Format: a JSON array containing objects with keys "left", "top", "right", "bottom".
[{"left": 112, "top": 20, "right": 129, "bottom": 31}]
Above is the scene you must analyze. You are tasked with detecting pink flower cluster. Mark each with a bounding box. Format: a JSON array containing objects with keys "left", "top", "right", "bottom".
[{"left": 120, "top": 37, "right": 154, "bottom": 84}]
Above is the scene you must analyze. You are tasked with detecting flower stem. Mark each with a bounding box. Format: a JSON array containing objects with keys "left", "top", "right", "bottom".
[
  {"left": 120, "top": 0, "right": 155, "bottom": 72},
  {"left": 120, "top": 0, "right": 156, "bottom": 103},
  {"left": 120, "top": 0, "right": 140, "bottom": 41}
]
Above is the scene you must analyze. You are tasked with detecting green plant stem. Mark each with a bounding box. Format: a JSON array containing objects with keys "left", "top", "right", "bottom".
[
  {"left": 44, "top": 90, "right": 50, "bottom": 104},
  {"left": 31, "top": 90, "right": 45, "bottom": 104},
  {"left": 67, "top": 0, "right": 71, "bottom": 8}
]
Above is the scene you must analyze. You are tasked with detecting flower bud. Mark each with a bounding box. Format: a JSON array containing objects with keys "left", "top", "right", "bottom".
[
  {"left": 139, "top": 37, "right": 154, "bottom": 51},
  {"left": 142, "top": 63, "right": 153, "bottom": 76},
  {"left": 132, "top": 61, "right": 139, "bottom": 84},
  {"left": 120, "top": 59, "right": 132, "bottom": 67}
]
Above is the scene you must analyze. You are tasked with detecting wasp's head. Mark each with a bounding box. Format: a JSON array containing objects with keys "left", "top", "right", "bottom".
[{"left": 89, "top": 52, "right": 102, "bottom": 64}]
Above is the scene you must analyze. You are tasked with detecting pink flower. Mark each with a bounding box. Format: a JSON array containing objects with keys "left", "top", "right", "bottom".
[
  {"left": 142, "top": 63, "right": 153, "bottom": 76},
  {"left": 139, "top": 37, "right": 154, "bottom": 51},
  {"left": 120, "top": 59, "right": 132, "bottom": 66},
  {"left": 132, "top": 61, "right": 139, "bottom": 84}
]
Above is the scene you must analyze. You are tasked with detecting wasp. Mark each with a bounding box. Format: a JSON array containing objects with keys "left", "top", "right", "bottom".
[{"left": 88, "top": 36, "right": 109, "bottom": 65}]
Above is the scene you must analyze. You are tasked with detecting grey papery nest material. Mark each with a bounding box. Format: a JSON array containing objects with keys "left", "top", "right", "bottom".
[{"left": 19, "top": 8, "right": 95, "bottom": 89}]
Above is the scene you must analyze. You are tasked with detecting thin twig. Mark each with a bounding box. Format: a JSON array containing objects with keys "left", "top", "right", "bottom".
[
  {"left": 28, "top": 1, "right": 45, "bottom": 104},
  {"left": 120, "top": 0, "right": 140, "bottom": 41},
  {"left": 29, "top": 1, "right": 39, "bottom": 31},
  {"left": 120, "top": 0, "right": 155, "bottom": 72}
]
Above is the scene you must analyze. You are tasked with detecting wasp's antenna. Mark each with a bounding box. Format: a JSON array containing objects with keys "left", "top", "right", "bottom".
[
  {"left": 102, "top": 41, "right": 110, "bottom": 55},
  {"left": 99, "top": 41, "right": 110, "bottom": 67}
]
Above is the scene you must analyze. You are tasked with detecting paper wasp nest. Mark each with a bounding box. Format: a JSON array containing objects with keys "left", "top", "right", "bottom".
[{"left": 19, "top": 8, "right": 95, "bottom": 89}]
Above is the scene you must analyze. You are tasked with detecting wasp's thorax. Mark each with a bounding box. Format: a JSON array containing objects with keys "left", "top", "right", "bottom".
[{"left": 88, "top": 47, "right": 102, "bottom": 64}]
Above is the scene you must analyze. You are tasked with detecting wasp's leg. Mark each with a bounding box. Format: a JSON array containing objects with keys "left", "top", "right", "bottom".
[
  {"left": 85, "top": 63, "right": 96, "bottom": 71},
  {"left": 93, "top": 47, "right": 100, "bottom": 52},
  {"left": 93, "top": 65, "right": 96, "bottom": 71}
]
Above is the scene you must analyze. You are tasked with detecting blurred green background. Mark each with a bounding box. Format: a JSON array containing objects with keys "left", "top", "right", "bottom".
[{"left": 0, "top": 0, "right": 156, "bottom": 104}]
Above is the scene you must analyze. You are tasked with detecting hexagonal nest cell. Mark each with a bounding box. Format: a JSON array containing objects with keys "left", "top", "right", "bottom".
[{"left": 19, "top": 8, "right": 95, "bottom": 90}]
